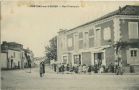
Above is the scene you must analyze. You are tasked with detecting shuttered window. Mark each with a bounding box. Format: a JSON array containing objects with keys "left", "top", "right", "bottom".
[
  {"left": 67, "top": 38, "right": 72, "bottom": 47},
  {"left": 89, "top": 29, "right": 94, "bottom": 48},
  {"left": 79, "top": 32, "right": 83, "bottom": 49},
  {"left": 128, "top": 22, "right": 139, "bottom": 39},
  {"left": 103, "top": 27, "right": 111, "bottom": 40}
]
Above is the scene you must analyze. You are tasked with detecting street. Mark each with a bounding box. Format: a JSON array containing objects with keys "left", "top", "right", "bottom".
[{"left": 1, "top": 66, "right": 139, "bottom": 90}]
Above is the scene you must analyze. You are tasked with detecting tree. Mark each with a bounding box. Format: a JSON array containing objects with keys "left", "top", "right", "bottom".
[{"left": 45, "top": 36, "right": 57, "bottom": 63}]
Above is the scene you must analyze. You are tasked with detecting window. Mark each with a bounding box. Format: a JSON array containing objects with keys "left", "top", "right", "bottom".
[
  {"left": 84, "top": 32, "right": 89, "bottom": 48},
  {"left": 89, "top": 29, "right": 94, "bottom": 48},
  {"left": 128, "top": 22, "right": 139, "bottom": 39},
  {"left": 74, "top": 34, "right": 78, "bottom": 50},
  {"left": 79, "top": 32, "right": 83, "bottom": 49},
  {"left": 67, "top": 38, "right": 72, "bottom": 47},
  {"left": 74, "top": 55, "right": 81, "bottom": 64},
  {"left": 131, "top": 50, "right": 137, "bottom": 57},
  {"left": 96, "top": 27, "right": 101, "bottom": 46},
  {"left": 103, "top": 27, "right": 111, "bottom": 40},
  {"left": 89, "top": 29, "right": 94, "bottom": 36},
  {"left": 79, "top": 40, "right": 83, "bottom": 49},
  {"left": 61, "top": 37, "right": 66, "bottom": 50},
  {"left": 79, "top": 32, "right": 83, "bottom": 39},
  {"left": 63, "top": 56, "right": 68, "bottom": 64}
]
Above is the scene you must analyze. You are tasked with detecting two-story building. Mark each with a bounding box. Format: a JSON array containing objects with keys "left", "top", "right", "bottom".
[
  {"left": 1, "top": 41, "right": 24, "bottom": 69},
  {"left": 57, "top": 5, "right": 139, "bottom": 70},
  {"left": 1, "top": 41, "right": 34, "bottom": 69}
]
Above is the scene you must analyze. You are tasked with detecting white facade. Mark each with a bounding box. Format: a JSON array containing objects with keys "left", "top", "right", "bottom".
[
  {"left": 8, "top": 50, "right": 22, "bottom": 67},
  {"left": 1, "top": 53, "right": 7, "bottom": 68}
]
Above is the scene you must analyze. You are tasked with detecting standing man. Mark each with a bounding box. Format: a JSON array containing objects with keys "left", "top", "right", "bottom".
[
  {"left": 54, "top": 63, "right": 57, "bottom": 72},
  {"left": 40, "top": 62, "right": 43, "bottom": 77},
  {"left": 42, "top": 61, "right": 45, "bottom": 76},
  {"left": 28, "top": 56, "right": 31, "bottom": 73}
]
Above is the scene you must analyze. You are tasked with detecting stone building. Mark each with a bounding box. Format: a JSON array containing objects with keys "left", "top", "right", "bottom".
[
  {"left": 1, "top": 41, "right": 24, "bottom": 69},
  {"left": 57, "top": 5, "right": 139, "bottom": 70},
  {"left": 1, "top": 41, "right": 34, "bottom": 69},
  {"left": 23, "top": 48, "right": 34, "bottom": 68}
]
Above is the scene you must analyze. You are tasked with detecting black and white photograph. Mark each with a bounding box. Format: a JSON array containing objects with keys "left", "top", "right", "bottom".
[{"left": 1, "top": 1, "right": 139, "bottom": 90}]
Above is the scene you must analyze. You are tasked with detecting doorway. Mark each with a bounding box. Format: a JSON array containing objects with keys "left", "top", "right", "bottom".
[{"left": 94, "top": 52, "right": 104, "bottom": 66}]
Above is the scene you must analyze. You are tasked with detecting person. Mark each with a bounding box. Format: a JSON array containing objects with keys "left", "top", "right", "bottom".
[
  {"left": 40, "top": 62, "right": 43, "bottom": 77},
  {"left": 94, "top": 64, "right": 98, "bottom": 73},
  {"left": 114, "top": 60, "right": 118, "bottom": 73},
  {"left": 87, "top": 65, "right": 92, "bottom": 74},
  {"left": 98, "top": 59, "right": 102, "bottom": 68},
  {"left": 61, "top": 64, "right": 65, "bottom": 74},
  {"left": 99, "top": 65, "right": 104, "bottom": 73},
  {"left": 78, "top": 65, "right": 83, "bottom": 74},
  {"left": 42, "top": 61, "right": 45, "bottom": 76},
  {"left": 72, "top": 66, "right": 75, "bottom": 73},
  {"left": 54, "top": 63, "right": 57, "bottom": 72},
  {"left": 28, "top": 56, "right": 31, "bottom": 73},
  {"left": 56, "top": 63, "right": 61, "bottom": 74},
  {"left": 59, "top": 64, "right": 62, "bottom": 73},
  {"left": 117, "top": 58, "right": 123, "bottom": 75},
  {"left": 11, "top": 59, "right": 13, "bottom": 69},
  {"left": 108, "top": 63, "right": 114, "bottom": 73},
  {"left": 66, "top": 64, "right": 70, "bottom": 71},
  {"left": 75, "top": 65, "right": 79, "bottom": 74},
  {"left": 82, "top": 64, "right": 87, "bottom": 74}
]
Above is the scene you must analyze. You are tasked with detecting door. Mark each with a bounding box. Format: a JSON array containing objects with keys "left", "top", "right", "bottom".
[
  {"left": 94, "top": 52, "right": 104, "bottom": 66},
  {"left": 74, "top": 54, "right": 81, "bottom": 65}
]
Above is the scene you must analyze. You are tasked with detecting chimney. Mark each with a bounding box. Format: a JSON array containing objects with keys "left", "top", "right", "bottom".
[{"left": 119, "top": 6, "right": 122, "bottom": 12}]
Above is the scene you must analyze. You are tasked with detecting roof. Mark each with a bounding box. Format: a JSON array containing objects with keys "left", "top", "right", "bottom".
[
  {"left": 68, "top": 5, "right": 139, "bottom": 32},
  {"left": 4, "top": 41, "right": 23, "bottom": 46}
]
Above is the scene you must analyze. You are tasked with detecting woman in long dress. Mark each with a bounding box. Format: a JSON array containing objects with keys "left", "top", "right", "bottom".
[{"left": 40, "top": 62, "right": 43, "bottom": 77}]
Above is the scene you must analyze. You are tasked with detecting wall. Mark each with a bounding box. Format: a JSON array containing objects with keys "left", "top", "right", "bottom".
[
  {"left": 67, "top": 33, "right": 74, "bottom": 51},
  {"left": 8, "top": 50, "right": 22, "bottom": 67},
  {"left": 120, "top": 19, "right": 139, "bottom": 42},
  {"left": 57, "top": 31, "right": 65, "bottom": 62},
  {"left": 1, "top": 53, "right": 7, "bottom": 68},
  {"left": 95, "top": 20, "right": 114, "bottom": 46},
  {"left": 120, "top": 18, "right": 139, "bottom": 65},
  {"left": 105, "top": 47, "right": 115, "bottom": 65},
  {"left": 57, "top": 19, "right": 115, "bottom": 66},
  {"left": 82, "top": 52, "right": 91, "bottom": 65}
]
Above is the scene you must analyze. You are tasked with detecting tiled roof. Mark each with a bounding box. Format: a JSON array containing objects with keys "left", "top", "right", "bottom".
[{"left": 68, "top": 5, "right": 139, "bottom": 32}]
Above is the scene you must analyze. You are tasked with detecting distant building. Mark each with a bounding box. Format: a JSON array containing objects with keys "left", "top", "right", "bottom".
[
  {"left": 23, "top": 48, "right": 35, "bottom": 68},
  {"left": 57, "top": 5, "right": 139, "bottom": 71},
  {"left": 34, "top": 57, "right": 46, "bottom": 66},
  {"left": 1, "top": 41, "right": 34, "bottom": 69}
]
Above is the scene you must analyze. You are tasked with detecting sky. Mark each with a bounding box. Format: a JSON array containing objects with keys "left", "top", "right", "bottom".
[{"left": 1, "top": 1, "right": 138, "bottom": 57}]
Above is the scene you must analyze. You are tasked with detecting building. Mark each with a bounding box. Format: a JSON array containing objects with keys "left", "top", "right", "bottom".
[
  {"left": 1, "top": 41, "right": 24, "bottom": 69},
  {"left": 23, "top": 48, "right": 35, "bottom": 68},
  {"left": 57, "top": 5, "right": 139, "bottom": 70},
  {"left": 1, "top": 41, "right": 34, "bottom": 69}
]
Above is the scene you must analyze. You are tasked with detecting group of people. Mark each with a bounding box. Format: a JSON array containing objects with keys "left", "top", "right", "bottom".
[
  {"left": 108, "top": 59, "right": 123, "bottom": 75},
  {"left": 52, "top": 63, "right": 104, "bottom": 74},
  {"left": 52, "top": 59, "right": 123, "bottom": 75},
  {"left": 40, "top": 61, "right": 45, "bottom": 77},
  {"left": 40, "top": 58, "right": 123, "bottom": 77}
]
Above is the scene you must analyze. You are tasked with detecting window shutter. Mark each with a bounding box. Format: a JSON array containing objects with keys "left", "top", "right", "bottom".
[{"left": 128, "top": 22, "right": 138, "bottom": 39}]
